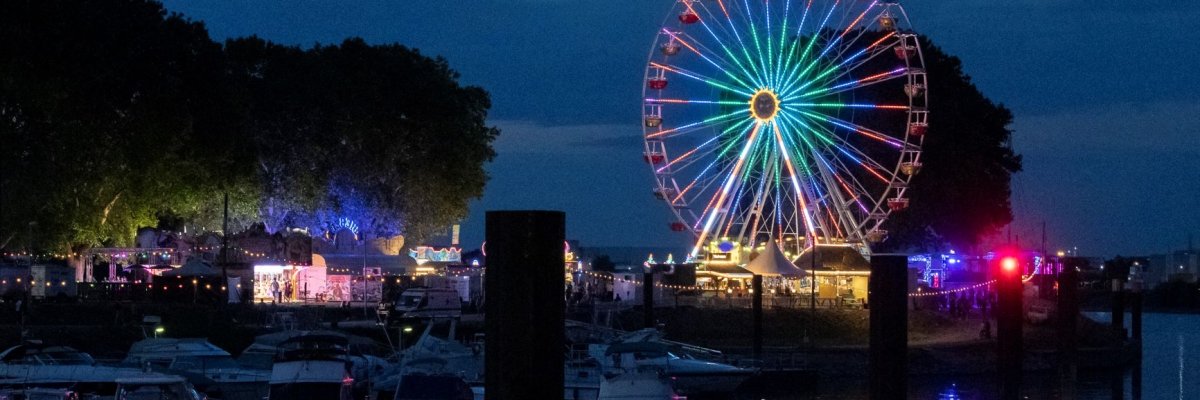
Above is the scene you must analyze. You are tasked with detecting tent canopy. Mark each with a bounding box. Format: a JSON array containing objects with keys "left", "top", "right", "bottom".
[
  {"left": 742, "top": 241, "right": 806, "bottom": 277},
  {"left": 160, "top": 258, "right": 219, "bottom": 278}
]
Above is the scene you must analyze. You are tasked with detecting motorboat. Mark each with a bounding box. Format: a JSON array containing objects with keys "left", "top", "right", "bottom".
[
  {"left": 0, "top": 341, "right": 150, "bottom": 397},
  {"left": 115, "top": 374, "right": 204, "bottom": 400},
  {"left": 0, "top": 387, "right": 84, "bottom": 400},
  {"left": 393, "top": 374, "right": 473, "bottom": 400},
  {"left": 0, "top": 342, "right": 97, "bottom": 366},
  {"left": 590, "top": 329, "right": 752, "bottom": 396},
  {"left": 596, "top": 368, "right": 685, "bottom": 400},
  {"left": 239, "top": 330, "right": 390, "bottom": 398},
  {"left": 121, "top": 338, "right": 268, "bottom": 400},
  {"left": 266, "top": 334, "right": 354, "bottom": 400},
  {"left": 374, "top": 322, "right": 483, "bottom": 400}
]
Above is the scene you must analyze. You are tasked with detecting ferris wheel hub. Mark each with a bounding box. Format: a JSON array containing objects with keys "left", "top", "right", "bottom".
[{"left": 750, "top": 89, "right": 780, "bottom": 122}]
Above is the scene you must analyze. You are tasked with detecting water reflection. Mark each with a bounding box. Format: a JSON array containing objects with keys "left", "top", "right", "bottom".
[{"left": 733, "top": 313, "right": 1199, "bottom": 399}]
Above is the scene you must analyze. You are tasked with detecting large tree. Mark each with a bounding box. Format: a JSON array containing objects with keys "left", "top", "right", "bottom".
[
  {"left": 0, "top": 0, "right": 253, "bottom": 251},
  {"left": 225, "top": 37, "right": 499, "bottom": 242},
  {"left": 878, "top": 38, "right": 1022, "bottom": 252},
  {"left": 0, "top": 0, "right": 498, "bottom": 252}
]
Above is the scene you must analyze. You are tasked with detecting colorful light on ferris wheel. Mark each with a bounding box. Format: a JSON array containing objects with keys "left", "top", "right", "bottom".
[{"left": 641, "top": 0, "right": 928, "bottom": 258}]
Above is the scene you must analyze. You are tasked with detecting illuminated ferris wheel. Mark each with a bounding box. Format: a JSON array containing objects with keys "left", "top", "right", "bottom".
[{"left": 642, "top": 0, "right": 927, "bottom": 259}]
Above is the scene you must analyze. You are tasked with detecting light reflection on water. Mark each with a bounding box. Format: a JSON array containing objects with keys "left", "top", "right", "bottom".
[{"left": 734, "top": 313, "right": 1200, "bottom": 399}]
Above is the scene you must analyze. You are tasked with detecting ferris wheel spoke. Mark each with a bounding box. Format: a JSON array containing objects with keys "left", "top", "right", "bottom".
[
  {"left": 735, "top": 0, "right": 771, "bottom": 88},
  {"left": 772, "top": 117, "right": 859, "bottom": 237},
  {"left": 780, "top": 112, "right": 894, "bottom": 185},
  {"left": 646, "top": 97, "right": 746, "bottom": 106},
  {"left": 781, "top": 31, "right": 898, "bottom": 98},
  {"left": 669, "top": 118, "right": 757, "bottom": 209},
  {"left": 656, "top": 136, "right": 721, "bottom": 174},
  {"left": 649, "top": 62, "right": 755, "bottom": 97},
  {"left": 769, "top": 121, "right": 824, "bottom": 242},
  {"left": 775, "top": 117, "right": 849, "bottom": 238},
  {"left": 821, "top": 4, "right": 891, "bottom": 65},
  {"left": 692, "top": 1, "right": 770, "bottom": 88},
  {"left": 663, "top": 30, "right": 760, "bottom": 91},
  {"left": 814, "top": 1, "right": 879, "bottom": 60},
  {"left": 690, "top": 123, "right": 764, "bottom": 257},
  {"left": 772, "top": 0, "right": 815, "bottom": 88},
  {"left": 645, "top": 109, "right": 748, "bottom": 140},
  {"left": 778, "top": 2, "right": 841, "bottom": 93},
  {"left": 790, "top": 66, "right": 906, "bottom": 99},
  {"left": 786, "top": 106, "right": 908, "bottom": 149}
]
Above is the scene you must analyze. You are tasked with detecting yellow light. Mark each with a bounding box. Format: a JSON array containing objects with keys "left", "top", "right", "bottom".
[{"left": 749, "top": 88, "right": 781, "bottom": 121}]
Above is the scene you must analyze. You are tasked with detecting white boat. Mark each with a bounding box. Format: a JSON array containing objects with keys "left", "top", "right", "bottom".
[
  {"left": 0, "top": 387, "right": 83, "bottom": 400},
  {"left": 0, "top": 342, "right": 151, "bottom": 397},
  {"left": 115, "top": 374, "right": 204, "bottom": 400},
  {"left": 596, "top": 368, "right": 685, "bottom": 400},
  {"left": 240, "top": 330, "right": 391, "bottom": 398},
  {"left": 0, "top": 342, "right": 97, "bottom": 366},
  {"left": 591, "top": 329, "right": 752, "bottom": 396},
  {"left": 266, "top": 334, "right": 354, "bottom": 400},
  {"left": 122, "top": 338, "right": 269, "bottom": 400},
  {"left": 374, "top": 322, "right": 483, "bottom": 399}
]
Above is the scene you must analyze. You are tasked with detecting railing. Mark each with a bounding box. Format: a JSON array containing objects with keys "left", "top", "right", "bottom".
[{"left": 652, "top": 294, "right": 865, "bottom": 310}]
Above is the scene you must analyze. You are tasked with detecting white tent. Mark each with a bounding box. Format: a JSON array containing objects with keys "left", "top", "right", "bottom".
[
  {"left": 160, "top": 258, "right": 218, "bottom": 278},
  {"left": 742, "top": 241, "right": 805, "bottom": 277}
]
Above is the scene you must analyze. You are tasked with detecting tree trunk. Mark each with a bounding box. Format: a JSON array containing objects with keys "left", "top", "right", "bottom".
[{"left": 100, "top": 192, "right": 123, "bottom": 226}]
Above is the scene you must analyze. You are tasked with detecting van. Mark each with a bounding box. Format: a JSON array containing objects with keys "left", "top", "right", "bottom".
[{"left": 385, "top": 287, "right": 462, "bottom": 320}]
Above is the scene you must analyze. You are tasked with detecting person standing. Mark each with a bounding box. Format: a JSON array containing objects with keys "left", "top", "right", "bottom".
[{"left": 270, "top": 277, "right": 281, "bottom": 304}]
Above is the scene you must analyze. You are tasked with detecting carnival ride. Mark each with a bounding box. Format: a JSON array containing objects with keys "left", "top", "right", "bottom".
[{"left": 642, "top": 0, "right": 927, "bottom": 261}]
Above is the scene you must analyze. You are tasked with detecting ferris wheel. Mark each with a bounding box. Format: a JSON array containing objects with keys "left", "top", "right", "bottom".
[{"left": 641, "top": 0, "right": 927, "bottom": 259}]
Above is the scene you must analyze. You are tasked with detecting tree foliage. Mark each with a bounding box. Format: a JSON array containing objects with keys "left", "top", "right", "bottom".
[
  {"left": 876, "top": 38, "right": 1022, "bottom": 252},
  {"left": 0, "top": 0, "right": 497, "bottom": 252}
]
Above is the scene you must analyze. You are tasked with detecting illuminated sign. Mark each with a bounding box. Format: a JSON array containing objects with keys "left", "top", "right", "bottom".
[
  {"left": 705, "top": 239, "right": 741, "bottom": 265},
  {"left": 408, "top": 246, "right": 462, "bottom": 264}
]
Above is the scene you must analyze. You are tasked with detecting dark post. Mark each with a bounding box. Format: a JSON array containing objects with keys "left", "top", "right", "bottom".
[
  {"left": 752, "top": 274, "right": 763, "bottom": 361},
  {"left": 221, "top": 192, "right": 229, "bottom": 282},
  {"left": 1058, "top": 258, "right": 1081, "bottom": 400},
  {"left": 643, "top": 272, "right": 655, "bottom": 329},
  {"left": 869, "top": 254, "right": 907, "bottom": 400},
  {"left": 1111, "top": 278, "right": 1125, "bottom": 341},
  {"left": 1130, "top": 277, "right": 1143, "bottom": 345},
  {"left": 484, "top": 211, "right": 565, "bottom": 400},
  {"left": 996, "top": 255, "right": 1023, "bottom": 400}
]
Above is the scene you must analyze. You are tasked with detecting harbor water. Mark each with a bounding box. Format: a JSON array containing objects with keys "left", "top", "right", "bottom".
[{"left": 734, "top": 313, "right": 1200, "bottom": 399}]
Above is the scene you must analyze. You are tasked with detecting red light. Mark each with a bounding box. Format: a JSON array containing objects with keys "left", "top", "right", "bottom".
[{"left": 1001, "top": 257, "right": 1018, "bottom": 273}]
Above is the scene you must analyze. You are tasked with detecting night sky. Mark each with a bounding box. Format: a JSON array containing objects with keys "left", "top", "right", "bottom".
[{"left": 160, "top": 0, "right": 1200, "bottom": 256}]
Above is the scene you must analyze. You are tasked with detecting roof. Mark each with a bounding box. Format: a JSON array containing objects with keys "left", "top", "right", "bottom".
[
  {"left": 318, "top": 254, "right": 417, "bottom": 273},
  {"left": 160, "top": 258, "right": 217, "bottom": 278},
  {"left": 698, "top": 263, "right": 752, "bottom": 277},
  {"left": 794, "top": 245, "right": 871, "bottom": 272}
]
